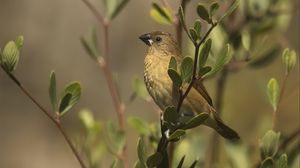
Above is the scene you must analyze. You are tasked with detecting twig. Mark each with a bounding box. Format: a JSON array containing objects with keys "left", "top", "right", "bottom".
[
  {"left": 81, "top": 0, "right": 128, "bottom": 167},
  {"left": 176, "top": 23, "right": 218, "bottom": 113},
  {"left": 165, "top": 1, "right": 189, "bottom": 164},
  {"left": 160, "top": 0, "right": 188, "bottom": 48},
  {"left": 81, "top": 0, "right": 106, "bottom": 26},
  {"left": 156, "top": 21, "right": 218, "bottom": 168},
  {"left": 272, "top": 72, "right": 289, "bottom": 129},
  {"left": 1, "top": 67, "right": 87, "bottom": 168}
]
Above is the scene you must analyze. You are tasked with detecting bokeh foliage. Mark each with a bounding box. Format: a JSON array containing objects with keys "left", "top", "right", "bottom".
[{"left": 0, "top": 0, "right": 298, "bottom": 168}]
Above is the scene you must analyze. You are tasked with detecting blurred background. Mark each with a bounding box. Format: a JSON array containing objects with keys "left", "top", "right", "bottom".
[{"left": 0, "top": 0, "right": 299, "bottom": 167}]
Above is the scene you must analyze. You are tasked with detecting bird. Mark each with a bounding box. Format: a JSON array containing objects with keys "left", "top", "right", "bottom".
[{"left": 139, "top": 31, "right": 239, "bottom": 140}]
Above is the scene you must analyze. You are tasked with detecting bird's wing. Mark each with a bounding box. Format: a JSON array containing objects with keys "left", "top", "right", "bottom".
[{"left": 192, "top": 80, "right": 213, "bottom": 106}]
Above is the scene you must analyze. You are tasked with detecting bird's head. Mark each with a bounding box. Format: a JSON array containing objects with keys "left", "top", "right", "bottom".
[{"left": 139, "top": 31, "right": 180, "bottom": 55}]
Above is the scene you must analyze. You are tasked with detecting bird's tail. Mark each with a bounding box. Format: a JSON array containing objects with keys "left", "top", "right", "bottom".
[
  {"left": 207, "top": 108, "right": 240, "bottom": 141},
  {"left": 213, "top": 116, "right": 240, "bottom": 140}
]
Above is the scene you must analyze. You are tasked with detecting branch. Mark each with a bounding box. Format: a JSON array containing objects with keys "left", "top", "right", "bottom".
[
  {"left": 272, "top": 72, "right": 289, "bottom": 129},
  {"left": 0, "top": 67, "right": 87, "bottom": 168},
  {"left": 81, "top": 0, "right": 128, "bottom": 167},
  {"left": 155, "top": 21, "right": 218, "bottom": 168},
  {"left": 81, "top": 0, "right": 106, "bottom": 26},
  {"left": 176, "top": 23, "right": 218, "bottom": 113}
]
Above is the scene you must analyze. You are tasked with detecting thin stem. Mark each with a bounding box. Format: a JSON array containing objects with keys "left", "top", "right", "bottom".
[
  {"left": 157, "top": 21, "right": 218, "bottom": 168},
  {"left": 81, "top": 0, "right": 106, "bottom": 26},
  {"left": 81, "top": 0, "right": 128, "bottom": 167},
  {"left": 177, "top": 23, "right": 217, "bottom": 113},
  {"left": 272, "top": 73, "right": 289, "bottom": 129},
  {"left": 166, "top": 1, "right": 192, "bottom": 165},
  {"left": 1, "top": 67, "right": 87, "bottom": 168}
]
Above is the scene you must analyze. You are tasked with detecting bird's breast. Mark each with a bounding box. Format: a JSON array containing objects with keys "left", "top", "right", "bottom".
[{"left": 144, "top": 54, "right": 174, "bottom": 110}]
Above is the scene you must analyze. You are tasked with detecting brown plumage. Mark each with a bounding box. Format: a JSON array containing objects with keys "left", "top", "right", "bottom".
[{"left": 139, "top": 31, "right": 239, "bottom": 140}]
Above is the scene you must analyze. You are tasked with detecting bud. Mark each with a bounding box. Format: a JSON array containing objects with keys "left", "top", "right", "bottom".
[
  {"left": 0, "top": 41, "right": 20, "bottom": 72},
  {"left": 15, "top": 35, "right": 24, "bottom": 49},
  {"left": 282, "top": 48, "right": 296, "bottom": 74}
]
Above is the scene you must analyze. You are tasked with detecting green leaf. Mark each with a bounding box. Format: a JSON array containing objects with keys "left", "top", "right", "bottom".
[
  {"left": 198, "top": 66, "right": 212, "bottom": 77},
  {"left": 110, "top": 0, "right": 129, "bottom": 20},
  {"left": 106, "top": 121, "right": 126, "bottom": 153},
  {"left": 178, "top": 7, "right": 192, "bottom": 40},
  {"left": 168, "top": 69, "right": 182, "bottom": 88},
  {"left": 193, "top": 20, "right": 201, "bottom": 38},
  {"left": 198, "top": 39, "right": 212, "bottom": 68},
  {"left": 205, "top": 44, "right": 232, "bottom": 77},
  {"left": 260, "top": 157, "right": 274, "bottom": 168},
  {"left": 127, "top": 117, "right": 150, "bottom": 135},
  {"left": 147, "top": 152, "right": 163, "bottom": 168},
  {"left": 78, "top": 109, "right": 97, "bottom": 132},
  {"left": 249, "top": 47, "right": 281, "bottom": 68},
  {"left": 0, "top": 41, "right": 20, "bottom": 72},
  {"left": 132, "top": 77, "right": 149, "bottom": 100},
  {"left": 276, "top": 153, "right": 288, "bottom": 168},
  {"left": 81, "top": 27, "right": 100, "bottom": 61},
  {"left": 169, "top": 56, "right": 177, "bottom": 70},
  {"left": 267, "top": 78, "right": 279, "bottom": 111},
  {"left": 259, "top": 130, "right": 280, "bottom": 159},
  {"left": 150, "top": 3, "right": 173, "bottom": 25},
  {"left": 209, "top": 2, "right": 219, "bottom": 16},
  {"left": 189, "top": 160, "right": 198, "bottom": 168},
  {"left": 59, "top": 93, "right": 72, "bottom": 113},
  {"left": 137, "top": 137, "right": 147, "bottom": 168},
  {"left": 282, "top": 48, "right": 297, "bottom": 74},
  {"left": 177, "top": 155, "right": 185, "bottom": 168},
  {"left": 58, "top": 82, "right": 81, "bottom": 115},
  {"left": 104, "top": 0, "right": 118, "bottom": 19},
  {"left": 197, "top": 4, "right": 210, "bottom": 23},
  {"left": 219, "top": 0, "right": 240, "bottom": 22},
  {"left": 15, "top": 36, "right": 24, "bottom": 49},
  {"left": 49, "top": 71, "right": 57, "bottom": 111},
  {"left": 189, "top": 28, "right": 198, "bottom": 42},
  {"left": 164, "top": 106, "right": 177, "bottom": 124},
  {"left": 178, "top": 7, "right": 186, "bottom": 30},
  {"left": 180, "top": 56, "right": 193, "bottom": 83},
  {"left": 183, "top": 113, "right": 209, "bottom": 130},
  {"left": 134, "top": 161, "right": 144, "bottom": 168},
  {"left": 110, "top": 158, "right": 118, "bottom": 168},
  {"left": 241, "top": 31, "right": 251, "bottom": 51},
  {"left": 168, "top": 129, "right": 186, "bottom": 141},
  {"left": 78, "top": 109, "right": 94, "bottom": 130}
]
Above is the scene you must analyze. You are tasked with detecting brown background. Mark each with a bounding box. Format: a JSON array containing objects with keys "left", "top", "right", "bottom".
[{"left": 0, "top": 0, "right": 299, "bottom": 167}]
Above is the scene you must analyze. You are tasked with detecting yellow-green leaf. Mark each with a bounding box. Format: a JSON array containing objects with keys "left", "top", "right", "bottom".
[
  {"left": 180, "top": 56, "right": 193, "bottom": 83},
  {"left": 267, "top": 78, "right": 279, "bottom": 111},
  {"left": 197, "top": 4, "right": 210, "bottom": 23},
  {"left": 59, "top": 82, "right": 81, "bottom": 115},
  {"left": 282, "top": 48, "right": 297, "bottom": 74},
  {"left": 219, "top": 0, "right": 240, "bottom": 22},
  {"left": 168, "top": 69, "right": 182, "bottom": 88},
  {"left": 0, "top": 41, "right": 20, "bottom": 72},
  {"left": 150, "top": 3, "right": 173, "bottom": 25},
  {"left": 49, "top": 71, "right": 57, "bottom": 111}
]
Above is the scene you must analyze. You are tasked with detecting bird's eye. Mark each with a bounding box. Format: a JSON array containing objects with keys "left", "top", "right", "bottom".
[{"left": 156, "top": 36, "right": 162, "bottom": 42}]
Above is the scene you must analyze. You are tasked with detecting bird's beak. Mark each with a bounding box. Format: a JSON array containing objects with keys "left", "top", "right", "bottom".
[{"left": 139, "top": 33, "right": 153, "bottom": 46}]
